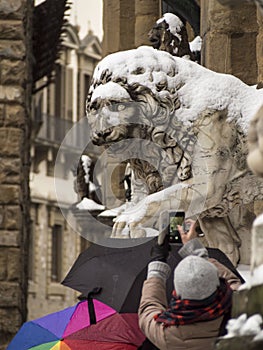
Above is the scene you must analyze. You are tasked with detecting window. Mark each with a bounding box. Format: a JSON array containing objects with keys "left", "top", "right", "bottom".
[
  {"left": 51, "top": 224, "right": 63, "bottom": 282},
  {"left": 55, "top": 64, "right": 62, "bottom": 118},
  {"left": 66, "top": 67, "right": 73, "bottom": 120},
  {"left": 47, "top": 160, "right": 54, "bottom": 177}
]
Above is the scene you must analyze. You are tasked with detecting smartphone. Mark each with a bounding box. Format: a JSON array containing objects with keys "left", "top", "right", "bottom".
[
  {"left": 169, "top": 211, "right": 184, "bottom": 243},
  {"left": 159, "top": 210, "right": 184, "bottom": 244}
]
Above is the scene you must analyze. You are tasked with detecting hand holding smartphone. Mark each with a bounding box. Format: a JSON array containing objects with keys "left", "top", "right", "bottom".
[
  {"left": 159, "top": 211, "right": 204, "bottom": 245},
  {"left": 159, "top": 210, "right": 185, "bottom": 244}
]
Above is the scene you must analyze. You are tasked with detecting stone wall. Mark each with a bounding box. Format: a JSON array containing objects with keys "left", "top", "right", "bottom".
[
  {"left": 0, "top": 0, "right": 32, "bottom": 348},
  {"left": 200, "top": 0, "right": 258, "bottom": 85},
  {"left": 134, "top": 0, "right": 160, "bottom": 48}
]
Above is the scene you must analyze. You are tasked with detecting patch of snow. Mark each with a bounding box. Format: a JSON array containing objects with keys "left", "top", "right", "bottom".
[
  {"left": 81, "top": 155, "right": 91, "bottom": 183},
  {"left": 238, "top": 263, "right": 263, "bottom": 290},
  {"left": 254, "top": 330, "right": 263, "bottom": 342},
  {"left": 173, "top": 46, "right": 178, "bottom": 54},
  {"left": 35, "top": 0, "right": 45, "bottom": 5},
  {"left": 145, "top": 227, "right": 159, "bottom": 237},
  {"left": 80, "top": 155, "right": 98, "bottom": 192},
  {"left": 189, "top": 36, "right": 202, "bottom": 52},
  {"left": 237, "top": 264, "right": 251, "bottom": 284},
  {"left": 89, "top": 182, "right": 97, "bottom": 193},
  {"left": 91, "top": 81, "right": 131, "bottom": 103},
  {"left": 224, "top": 314, "right": 262, "bottom": 338},
  {"left": 254, "top": 212, "right": 263, "bottom": 226},
  {"left": 157, "top": 13, "right": 183, "bottom": 41},
  {"left": 99, "top": 203, "right": 129, "bottom": 217},
  {"left": 251, "top": 264, "right": 263, "bottom": 287},
  {"left": 91, "top": 46, "right": 263, "bottom": 134},
  {"left": 76, "top": 197, "right": 105, "bottom": 210}
]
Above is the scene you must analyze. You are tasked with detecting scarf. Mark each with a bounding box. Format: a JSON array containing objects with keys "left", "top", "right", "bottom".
[{"left": 154, "top": 278, "right": 232, "bottom": 327}]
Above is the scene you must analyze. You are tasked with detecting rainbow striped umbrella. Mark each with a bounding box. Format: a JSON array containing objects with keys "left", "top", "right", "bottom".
[{"left": 7, "top": 299, "right": 145, "bottom": 350}]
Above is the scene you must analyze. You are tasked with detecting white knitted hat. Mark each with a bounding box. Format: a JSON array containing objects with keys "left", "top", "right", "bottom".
[{"left": 173, "top": 255, "right": 220, "bottom": 300}]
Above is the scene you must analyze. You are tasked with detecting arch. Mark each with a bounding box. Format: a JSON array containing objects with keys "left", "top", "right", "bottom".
[{"left": 63, "top": 23, "right": 80, "bottom": 47}]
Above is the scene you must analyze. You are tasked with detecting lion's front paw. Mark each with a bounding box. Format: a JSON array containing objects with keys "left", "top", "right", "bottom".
[{"left": 111, "top": 220, "right": 147, "bottom": 238}]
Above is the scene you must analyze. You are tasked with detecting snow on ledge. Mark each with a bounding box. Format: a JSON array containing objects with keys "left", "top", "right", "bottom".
[
  {"left": 76, "top": 197, "right": 105, "bottom": 211},
  {"left": 238, "top": 263, "right": 263, "bottom": 291}
]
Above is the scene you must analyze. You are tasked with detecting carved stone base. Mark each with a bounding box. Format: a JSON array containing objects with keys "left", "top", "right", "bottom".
[{"left": 215, "top": 336, "right": 263, "bottom": 350}]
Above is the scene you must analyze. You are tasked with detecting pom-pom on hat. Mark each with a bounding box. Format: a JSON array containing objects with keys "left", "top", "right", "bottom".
[{"left": 173, "top": 255, "right": 220, "bottom": 300}]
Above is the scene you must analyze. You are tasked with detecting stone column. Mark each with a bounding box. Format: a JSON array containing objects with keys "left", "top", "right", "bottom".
[
  {"left": 103, "top": 0, "right": 160, "bottom": 56},
  {"left": 134, "top": 0, "right": 160, "bottom": 47},
  {"left": 0, "top": 0, "right": 32, "bottom": 348},
  {"left": 200, "top": 0, "right": 258, "bottom": 85},
  {"left": 102, "top": 0, "right": 135, "bottom": 56}
]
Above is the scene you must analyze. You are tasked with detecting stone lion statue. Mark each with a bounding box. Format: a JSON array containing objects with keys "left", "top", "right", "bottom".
[{"left": 86, "top": 46, "right": 263, "bottom": 265}]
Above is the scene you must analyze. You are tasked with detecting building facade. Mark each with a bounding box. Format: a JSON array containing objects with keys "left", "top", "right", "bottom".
[{"left": 27, "top": 24, "right": 102, "bottom": 320}]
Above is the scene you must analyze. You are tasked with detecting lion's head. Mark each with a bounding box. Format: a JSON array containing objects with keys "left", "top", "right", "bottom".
[{"left": 86, "top": 78, "right": 193, "bottom": 193}]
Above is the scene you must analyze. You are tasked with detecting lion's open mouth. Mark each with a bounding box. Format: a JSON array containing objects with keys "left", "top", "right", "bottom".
[
  {"left": 92, "top": 125, "right": 129, "bottom": 146},
  {"left": 92, "top": 128, "right": 114, "bottom": 146}
]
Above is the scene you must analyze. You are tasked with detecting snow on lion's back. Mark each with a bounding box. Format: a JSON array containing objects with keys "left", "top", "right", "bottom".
[{"left": 89, "top": 46, "right": 263, "bottom": 133}]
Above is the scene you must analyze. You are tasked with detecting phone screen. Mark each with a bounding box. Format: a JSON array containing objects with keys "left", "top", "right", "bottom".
[{"left": 169, "top": 212, "right": 184, "bottom": 243}]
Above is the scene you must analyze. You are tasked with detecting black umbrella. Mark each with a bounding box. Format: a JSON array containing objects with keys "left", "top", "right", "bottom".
[{"left": 62, "top": 237, "right": 244, "bottom": 313}]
